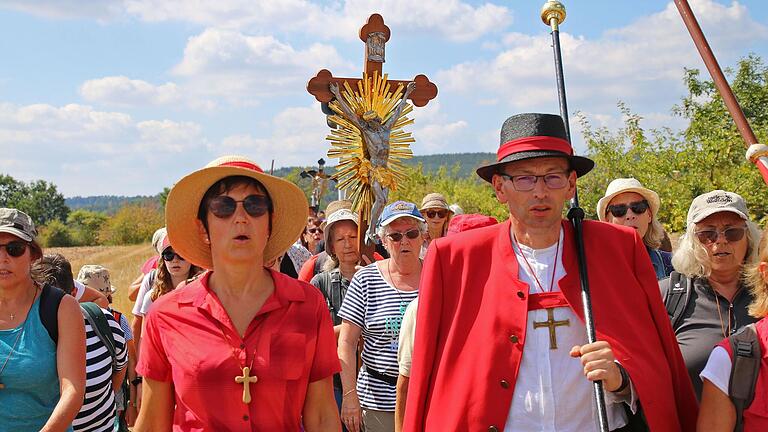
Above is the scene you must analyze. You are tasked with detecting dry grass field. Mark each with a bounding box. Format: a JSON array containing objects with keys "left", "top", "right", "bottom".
[{"left": 48, "top": 243, "right": 155, "bottom": 317}]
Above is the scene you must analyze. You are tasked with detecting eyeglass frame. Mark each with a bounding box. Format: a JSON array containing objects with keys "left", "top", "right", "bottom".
[
  {"left": 383, "top": 228, "right": 422, "bottom": 242},
  {"left": 606, "top": 200, "right": 651, "bottom": 218},
  {"left": 496, "top": 171, "right": 570, "bottom": 192},
  {"left": 694, "top": 226, "right": 748, "bottom": 245}
]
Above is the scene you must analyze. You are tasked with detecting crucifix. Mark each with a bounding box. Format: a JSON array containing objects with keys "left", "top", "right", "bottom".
[
  {"left": 300, "top": 158, "right": 335, "bottom": 211},
  {"left": 235, "top": 366, "right": 258, "bottom": 404},
  {"left": 307, "top": 13, "right": 438, "bottom": 260},
  {"left": 533, "top": 308, "right": 570, "bottom": 350}
]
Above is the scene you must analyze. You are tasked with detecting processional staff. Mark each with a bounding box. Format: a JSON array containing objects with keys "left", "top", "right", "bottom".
[
  {"left": 673, "top": 0, "right": 768, "bottom": 185},
  {"left": 540, "top": 2, "right": 609, "bottom": 431}
]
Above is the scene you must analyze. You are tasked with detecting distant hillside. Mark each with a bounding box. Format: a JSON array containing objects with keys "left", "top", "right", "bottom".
[
  {"left": 67, "top": 153, "right": 495, "bottom": 212},
  {"left": 66, "top": 195, "right": 161, "bottom": 214},
  {"left": 272, "top": 152, "right": 494, "bottom": 178}
]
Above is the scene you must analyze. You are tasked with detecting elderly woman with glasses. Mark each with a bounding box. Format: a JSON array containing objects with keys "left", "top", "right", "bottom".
[
  {"left": 419, "top": 193, "right": 453, "bottom": 245},
  {"left": 134, "top": 155, "right": 341, "bottom": 431},
  {"left": 337, "top": 201, "right": 425, "bottom": 432},
  {"left": 660, "top": 190, "right": 761, "bottom": 399},
  {"left": 597, "top": 178, "right": 673, "bottom": 279}
]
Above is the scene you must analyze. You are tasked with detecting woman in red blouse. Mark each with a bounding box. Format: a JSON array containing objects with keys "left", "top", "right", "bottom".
[{"left": 135, "top": 155, "right": 341, "bottom": 431}]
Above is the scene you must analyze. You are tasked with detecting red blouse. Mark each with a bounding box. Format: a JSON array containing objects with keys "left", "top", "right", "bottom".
[{"left": 137, "top": 270, "right": 340, "bottom": 431}]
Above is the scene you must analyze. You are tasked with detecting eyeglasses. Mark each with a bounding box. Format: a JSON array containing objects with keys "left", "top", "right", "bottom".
[
  {"left": 498, "top": 172, "right": 569, "bottom": 191},
  {"left": 161, "top": 249, "right": 185, "bottom": 262},
  {"left": 0, "top": 241, "right": 28, "bottom": 258},
  {"left": 385, "top": 228, "right": 421, "bottom": 242},
  {"left": 424, "top": 210, "right": 448, "bottom": 219},
  {"left": 208, "top": 195, "right": 272, "bottom": 219},
  {"left": 606, "top": 200, "right": 650, "bottom": 218},
  {"left": 695, "top": 226, "right": 747, "bottom": 244},
  {"left": 307, "top": 227, "right": 323, "bottom": 234}
]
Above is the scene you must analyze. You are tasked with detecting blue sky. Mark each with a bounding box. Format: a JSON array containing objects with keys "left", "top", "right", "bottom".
[{"left": 1, "top": 0, "right": 766, "bottom": 197}]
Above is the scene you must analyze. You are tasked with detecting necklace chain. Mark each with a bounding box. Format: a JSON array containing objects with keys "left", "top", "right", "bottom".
[
  {"left": 0, "top": 286, "right": 40, "bottom": 385},
  {"left": 713, "top": 293, "right": 731, "bottom": 339},
  {"left": 513, "top": 234, "right": 561, "bottom": 293}
]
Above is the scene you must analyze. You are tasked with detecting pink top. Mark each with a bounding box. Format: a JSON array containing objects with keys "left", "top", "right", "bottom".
[
  {"left": 140, "top": 255, "right": 159, "bottom": 274},
  {"left": 137, "top": 270, "right": 340, "bottom": 431}
]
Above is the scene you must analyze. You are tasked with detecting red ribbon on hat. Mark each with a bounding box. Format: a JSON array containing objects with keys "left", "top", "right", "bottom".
[
  {"left": 219, "top": 161, "right": 264, "bottom": 173},
  {"left": 497, "top": 136, "right": 573, "bottom": 161}
]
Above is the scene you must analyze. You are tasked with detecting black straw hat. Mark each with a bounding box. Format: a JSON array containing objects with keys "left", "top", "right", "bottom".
[{"left": 476, "top": 113, "right": 594, "bottom": 182}]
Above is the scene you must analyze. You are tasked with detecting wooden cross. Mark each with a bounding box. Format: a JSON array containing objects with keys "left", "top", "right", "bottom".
[
  {"left": 306, "top": 13, "right": 438, "bottom": 260},
  {"left": 533, "top": 308, "right": 570, "bottom": 350},
  {"left": 235, "top": 366, "right": 258, "bottom": 404}
]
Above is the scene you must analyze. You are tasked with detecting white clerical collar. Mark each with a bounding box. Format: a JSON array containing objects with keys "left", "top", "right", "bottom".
[{"left": 511, "top": 227, "right": 564, "bottom": 260}]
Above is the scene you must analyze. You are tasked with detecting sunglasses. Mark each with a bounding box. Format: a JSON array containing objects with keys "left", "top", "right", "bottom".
[
  {"left": 307, "top": 227, "right": 323, "bottom": 234},
  {"left": 606, "top": 200, "right": 650, "bottom": 218},
  {"left": 385, "top": 228, "right": 421, "bottom": 242},
  {"left": 161, "top": 249, "right": 185, "bottom": 262},
  {"left": 695, "top": 226, "right": 747, "bottom": 245},
  {"left": 209, "top": 195, "right": 272, "bottom": 219},
  {"left": 0, "top": 240, "right": 28, "bottom": 258},
  {"left": 424, "top": 210, "right": 448, "bottom": 219}
]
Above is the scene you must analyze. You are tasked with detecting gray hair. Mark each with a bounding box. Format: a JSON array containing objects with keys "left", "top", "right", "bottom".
[
  {"left": 643, "top": 217, "right": 665, "bottom": 250},
  {"left": 377, "top": 218, "right": 427, "bottom": 253},
  {"left": 672, "top": 219, "right": 762, "bottom": 278}
]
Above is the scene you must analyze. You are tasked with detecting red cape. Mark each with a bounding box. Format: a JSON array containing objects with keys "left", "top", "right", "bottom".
[{"left": 404, "top": 220, "right": 697, "bottom": 431}]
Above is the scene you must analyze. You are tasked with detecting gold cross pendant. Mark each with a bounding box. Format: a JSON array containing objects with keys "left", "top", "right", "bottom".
[
  {"left": 533, "top": 308, "right": 570, "bottom": 349},
  {"left": 235, "top": 366, "right": 258, "bottom": 404}
]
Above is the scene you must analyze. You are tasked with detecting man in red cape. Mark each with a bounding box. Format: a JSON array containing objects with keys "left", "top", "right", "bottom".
[{"left": 403, "top": 113, "right": 697, "bottom": 431}]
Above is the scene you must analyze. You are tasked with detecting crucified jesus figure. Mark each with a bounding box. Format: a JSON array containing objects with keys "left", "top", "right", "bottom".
[{"left": 329, "top": 80, "right": 416, "bottom": 242}]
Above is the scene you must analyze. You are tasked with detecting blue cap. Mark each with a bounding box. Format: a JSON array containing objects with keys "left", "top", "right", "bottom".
[{"left": 377, "top": 201, "right": 425, "bottom": 228}]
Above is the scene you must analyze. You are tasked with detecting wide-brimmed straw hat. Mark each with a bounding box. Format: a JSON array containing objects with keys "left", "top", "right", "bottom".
[
  {"left": 596, "top": 178, "right": 661, "bottom": 221},
  {"left": 476, "top": 113, "right": 594, "bottom": 182},
  {"left": 165, "top": 155, "right": 308, "bottom": 269}
]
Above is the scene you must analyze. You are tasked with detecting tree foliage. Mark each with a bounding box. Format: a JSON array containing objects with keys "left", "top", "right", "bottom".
[
  {"left": 67, "top": 209, "right": 108, "bottom": 246},
  {"left": 39, "top": 220, "right": 73, "bottom": 247},
  {"left": 0, "top": 175, "right": 69, "bottom": 225},
  {"left": 577, "top": 55, "right": 768, "bottom": 232},
  {"left": 99, "top": 203, "right": 164, "bottom": 245}
]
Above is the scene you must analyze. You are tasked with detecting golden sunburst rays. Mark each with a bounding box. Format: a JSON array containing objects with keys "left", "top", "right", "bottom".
[{"left": 326, "top": 72, "right": 415, "bottom": 220}]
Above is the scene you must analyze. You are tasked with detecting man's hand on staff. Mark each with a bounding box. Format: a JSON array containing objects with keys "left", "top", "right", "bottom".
[{"left": 570, "top": 341, "right": 625, "bottom": 392}]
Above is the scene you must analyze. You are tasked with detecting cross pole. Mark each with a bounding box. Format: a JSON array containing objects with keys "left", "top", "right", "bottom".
[{"left": 307, "top": 13, "right": 438, "bottom": 260}]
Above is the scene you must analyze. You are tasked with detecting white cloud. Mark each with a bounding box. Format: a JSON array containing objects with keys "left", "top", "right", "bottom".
[
  {"left": 0, "top": 0, "right": 123, "bottom": 20},
  {"left": 80, "top": 76, "right": 178, "bottom": 106},
  {"left": 407, "top": 101, "right": 469, "bottom": 153},
  {"left": 171, "top": 28, "right": 353, "bottom": 106},
  {"left": 124, "top": 0, "right": 510, "bottom": 42},
  {"left": 438, "top": 0, "right": 768, "bottom": 116}
]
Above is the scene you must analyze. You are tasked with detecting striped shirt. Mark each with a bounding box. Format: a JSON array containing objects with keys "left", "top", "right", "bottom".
[
  {"left": 338, "top": 263, "right": 418, "bottom": 411},
  {"left": 73, "top": 308, "right": 128, "bottom": 432}
]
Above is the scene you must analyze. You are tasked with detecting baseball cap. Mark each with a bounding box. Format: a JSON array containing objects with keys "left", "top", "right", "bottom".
[
  {"left": 687, "top": 190, "right": 749, "bottom": 225},
  {"left": 377, "top": 201, "right": 425, "bottom": 228},
  {"left": 0, "top": 208, "right": 37, "bottom": 242}
]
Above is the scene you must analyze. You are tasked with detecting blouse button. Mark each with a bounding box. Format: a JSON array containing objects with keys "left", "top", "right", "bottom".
[
  {"left": 516, "top": 291, "right": 525, "bottom": 299},
  {"left": 500, "top": 379, "right": 510, "bottom": 389},
  {"left": 243, "top": 415, "right": 249, "bottom": 421},
  {"left": 240, "top": 343, "right": 246, "bottom": 349},
  {"left": 509, "top": 334, "right": 519, "bottom": 344},
  {"left": 489, "top": 426, "right": 499, "bottom": 432}
]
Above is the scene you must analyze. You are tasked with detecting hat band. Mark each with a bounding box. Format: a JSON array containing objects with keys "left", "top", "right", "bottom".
[
  {"left": 219, "top": 161, "right": 264, "bottom": 173},
  {"left": 497, "top": 136, "right": 573, "bottom": 161}
]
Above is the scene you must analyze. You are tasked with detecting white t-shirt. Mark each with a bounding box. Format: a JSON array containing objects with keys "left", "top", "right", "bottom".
[
  {"left": 73, "top": 279, "right": 85, "bottom": 300},
  {"left": 699, "top": 346, "right": 732, "bottom": 395},
  {"left": 398, "top": 298, "right": 418, "bottom": 377},
  {"left": 132, "top": 270, "right": 155, "bottom": 317}
]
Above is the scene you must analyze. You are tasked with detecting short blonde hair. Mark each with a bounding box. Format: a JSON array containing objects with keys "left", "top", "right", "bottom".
[
  {"left": 745, "top": 227, "right": 768, "bottom": 318},
  {"left": 672, "top": 219, "right": 761, "bottom": 278}
]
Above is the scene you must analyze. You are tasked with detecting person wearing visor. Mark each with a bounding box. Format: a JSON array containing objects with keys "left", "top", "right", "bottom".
[
  {"left": 337, "top": 201, "right": 425, "bottom": 432},
  {"left": 661, "top": 190, "right": 761, "bottom": 399},
  {"left": 419, "top": 193, "right": 453, "bottom": 246},
  {"left": 597, "top": 178, "right": 673, "bottom": 280},
  {"left": 403, "top": 113, "right": 697, "bottom": 431},
  {"left": 134, "top": 155, "right": 341, "bottom": 431}
]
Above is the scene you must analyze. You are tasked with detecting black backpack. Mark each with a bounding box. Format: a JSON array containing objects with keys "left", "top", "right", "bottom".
[
  {"left": 727, "top": 324, "right": 762, "bottom": 432},
  {"left": 663, "top": 271, "right": 693, "bottom": 331},
  {"left": 39, "top": 284, "right": 65, "bottom": 344}
]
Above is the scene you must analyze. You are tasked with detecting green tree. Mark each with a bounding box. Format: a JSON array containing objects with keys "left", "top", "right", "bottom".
[
  {"left": 67, "top": 209, "right": 108, "bottom": 246},
  {"left": 39, "top": 220, "right": 73, "bottom": 247},
  {"left": 99, "top": 204, "right": 164, "bottom": 245},
  {"left": 577, "top": 55, "right": 768, "bottom": 232},
  {"left": 0, "top": 176, "right": 69, "bottom": 225}
]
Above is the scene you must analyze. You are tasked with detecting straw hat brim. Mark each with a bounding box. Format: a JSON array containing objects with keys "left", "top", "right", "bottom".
[
  {"left": 165, "top": 165, "right": 308, "bottom": 270},
  {"left": 597, "top": 186, "right": 660, "bottom": 221}
]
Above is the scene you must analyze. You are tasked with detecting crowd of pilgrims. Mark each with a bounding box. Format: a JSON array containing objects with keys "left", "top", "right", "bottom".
[{"left": 2, "top": 123, "right": 768, "bottom": 431}]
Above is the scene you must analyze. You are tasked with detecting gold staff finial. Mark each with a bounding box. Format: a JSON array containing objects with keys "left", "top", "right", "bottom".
[{"left": 541, "top": 1, "right": 566, "bottom": 31}]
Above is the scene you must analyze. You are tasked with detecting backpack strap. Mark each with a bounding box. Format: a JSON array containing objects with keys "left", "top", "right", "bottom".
[
  {"left": 38, "top": 284, "right": 65, "bottom": 344},
  {"left": 81, "top": 302, "right": 118, "bottom": 372},
  {"left": 329, "top": 269, "right": 343, "bottom": 314},
  {"left": 728, "top": 324, "right": 761, "bottom": 432},
  {"left": 664, "top": 271, "right": 692, "bottom": 331}
]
